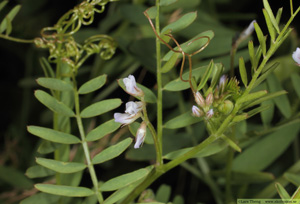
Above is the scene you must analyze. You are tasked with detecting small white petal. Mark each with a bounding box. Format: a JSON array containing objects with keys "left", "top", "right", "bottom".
[
  {"left": 123, "top": 75, "right": 143, "bottom": 96},
  {"left": 194, "top": 91, "right": 205, "bottom": 107},
  {"left": 125, "top": 101, "right": 143, "bottom": 115},
  {"left": 114, "top": 112, "right": 140, "bottom": 125},
  {"left": 292, "top": 47, "right": 300, "bottom": 65}
]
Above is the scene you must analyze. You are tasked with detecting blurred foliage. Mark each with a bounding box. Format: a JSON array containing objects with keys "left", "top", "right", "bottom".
[{"left": 0, "top": 0, "right": 300, "bottom": 203}]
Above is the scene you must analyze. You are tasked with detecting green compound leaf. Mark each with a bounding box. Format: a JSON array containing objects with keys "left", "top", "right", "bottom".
[
  {"left": 0, "top": 5, "right": 21, "bottom": 34},
  {"left": 156, "top": 184, "right": 171, "bottom": 203},
  {"left": 0, "top": 165, "right": 33, "bottom": 189},
  {"left": 239, "top": 57, "right": 248, "bottom": 87},
  {"left": 92, "top": 138, "right": 132, "bottom": 164},
  {"left": 232, "top": 123, "right": 300, "bottom": 172},
  {"left": 160, "top": 11, "right": 197, "bottom": 43},
  {"left": 164, "top": 139, "right": 227, "bottom": 160},
  {"left": 263, "top": 9, "right": 276, "bottom": 42},
  {"left": 103, "top": 180, "right": 144, "bottom": 204},
  {"left": 37, "top": 78, "right": 73, "bottom": 92},
  {"left": 284, "top": 173, "right": 300, "bottom": 186},
  {"left": 0, "top": 1, "right": 8, "bottom": 12},
  {"left": 78, "top": 74, "right": 107, "bottom": 94},
  {"left": 25, "top": 165, "right": 55, "bottom": 179},
  {"left": 34, "top": 90, "right": 75, "bottom": 117},
  {"left": 163, "top": 30, "right": 214, "bottom": 61},
  {"left": 266, "top": 73, "right": 291, "bottom": 118},
  {"left": 160, "top": 0, "right": 177, "bottom": 6},
  {"left": 164, "top": 63, "right": 219, "bottom": 91},
  {"left": 27, "top": 126, "right": 81, "bottom": 144},
  {"left": 254, "top": 22, "right": 266, "bottom": 56},
  {"left": 20, "top": 192, "right": 60, "bottom": 204},
  {"left": 86, "top": 119, "right": 121, "bottom": 142},
  {"left": 101, "top": 168, "right": 150, "bottom": 191},
  {"left": 197, "top": 60, "right": 214, "bottom": 91},
  {"left": 36, "top": 158, "right": 86, "bottom": 174},
  {"left": 118, "top": 79, "right": 157, "bottom": 103},
  {"left": 263, "top": 0, "right": 280, "bottom": 33},
  {"left": 275, "top": 182, "right": 290, "bottom": 200},
  {"left": 238, "top": 90, "right": 268, "bottom": 104},
  {"left": 80, "top": 98, "right": 122, "bottom": 118},
  {"left": 164, "top": 111, "right": 202, "bottom": 129},
  {"left": 35, "top": 184, "right": 94, "bottom": 197},
  {"left": 161, "top": 52, "right": 180, "bottom": 73}
]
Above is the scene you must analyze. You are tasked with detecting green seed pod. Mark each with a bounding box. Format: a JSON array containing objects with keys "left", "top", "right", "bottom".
[{"left": 218, "top": 100, "right": 234, "bottom": 115}]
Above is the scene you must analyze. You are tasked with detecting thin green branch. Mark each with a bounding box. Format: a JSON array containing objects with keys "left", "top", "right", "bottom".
[
  {"left": 155, "top": 0, "right": 163, "bottom": 166},
  {"left": 72, "top": 74, "right": 103, "bottom": 204},
  {"left": 0, "top": 34, "right": 35, "bottom": 43}
]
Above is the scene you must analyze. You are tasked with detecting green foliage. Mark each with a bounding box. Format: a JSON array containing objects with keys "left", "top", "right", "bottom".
[{"left": 1, "top": 0, "right": 300, "bottom": 203}]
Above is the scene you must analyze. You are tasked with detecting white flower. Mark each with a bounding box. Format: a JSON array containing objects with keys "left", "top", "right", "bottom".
[
  {"left": 292, "top": 47, "right": 300, "bottom": 65},
  {"left": 114, "top": 101, "right": 143, "bottom": 126},
  {"left": 134, "top": 122, "right": 147, "bottom": 149},
  {"left": 219, "top": 75, "right": 227, "bottom": 93},
  {"left": 123, "top": 75, "right": 144, "bottom": 96},
  {"left": 192, "top": 105, "right": 203, "bottom": 117},
  {"left": 206, "top": 109, "right": 214, "bottom": 119}
]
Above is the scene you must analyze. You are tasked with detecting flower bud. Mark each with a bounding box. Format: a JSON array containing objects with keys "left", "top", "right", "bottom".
[
  {"left": 195, "top": 91, "right": 205, "bottom": 107},
  {"left": 134, "top": 122, "right": 147, "bottom": 149},
  {"left": 205, "top": 92, "right": 214, "bottom": 106},
  {"left": 218, "top": 100, "right": 234, "bottom": 115},
  {"left": 192, "top": 105, "right": 203, "bottom": 117},
  {"left": 206, "top": 109, "right": 214, "bottom": 119}
]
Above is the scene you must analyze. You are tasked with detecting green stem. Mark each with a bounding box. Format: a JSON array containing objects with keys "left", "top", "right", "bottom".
[
  {"left": 121, "top": 134, "right": 219, "bottom": 203},
  {"left": 141, "top": 97, "right": 162, "bottom": 165},
  {"left": 155, "top": 0, "right": 163, "bottom": 166},
  {"left": 72, "top": 75, "right": 103, "bottom": 204},
  {"left": 0, "top": 34, "right": 34, "bottom": 43}
]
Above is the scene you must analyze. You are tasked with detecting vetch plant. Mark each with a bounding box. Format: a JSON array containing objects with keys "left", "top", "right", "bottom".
[{"left": 1, "top": 0, "right": 300, "bottom": 203}]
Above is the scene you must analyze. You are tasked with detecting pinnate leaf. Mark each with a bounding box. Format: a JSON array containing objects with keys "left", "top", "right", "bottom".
[
  {"left": 36, "top": 158, "right": 86, "bottom": 174},
  {"left": 101, "top": 168, "right": 150, "bottom": 191},
  {"left": 34, "top": 90, "right": 75, "bottom": 117},
  {"left": 80, "top": 98, "right": 122, "bottom": 118},
  {"left": 28, "top": 126, "right": 81, "bottom": 144},
  {"left": 92, "top": 138, "right": 132, "bottom": 164},
  {"left": 78, "top": 74, "right": 107, "bottom": 94},
  {"left": 86, "top": 119, "right": 121, "bottom": 142},
  {"left": 35, "top": 184, "right": 94, "bottom": 197}
]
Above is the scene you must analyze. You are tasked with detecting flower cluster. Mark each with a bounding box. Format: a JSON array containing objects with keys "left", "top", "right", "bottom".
[
  {"left": 114, "top": 75, "right": 146, "bottom": 149},
  {"left": 192, "top": 75, "right": 236, "bottom": 120}
]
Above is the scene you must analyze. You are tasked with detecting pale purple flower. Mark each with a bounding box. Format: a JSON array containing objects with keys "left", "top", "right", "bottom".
[
  {"left": 134, "top": 122, "right": 146, "bottom": 149},
  {"left": 194, "top": 91, "right": 205, "bottom": 107},
  {"left": 114, "top": 101, "right": 143, "bottom": 126},
  {"left": 192, "top": 105, "right": 203, "bottom": 117},
  {"left": 241, "top": 20, "right": 256, "bottom": 37},
  {"left": 206, "top": 109, "right": 214, "bottom": 119},
  {"left": 292, "top": 47, "right": 300, "bottom": 65},
  {"left": 123, "top": 75, "right": 144, "bottom": 96},
  {"left": 125, "top": 101, "right": 143, "bottom": 115}
]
